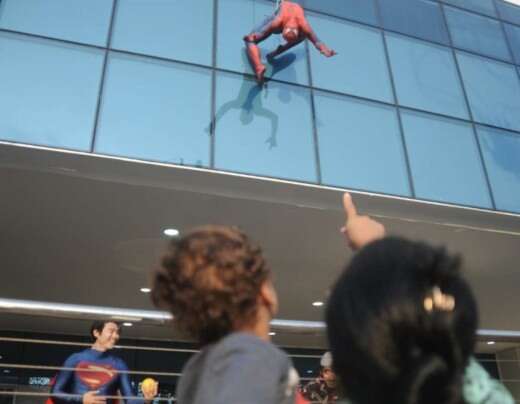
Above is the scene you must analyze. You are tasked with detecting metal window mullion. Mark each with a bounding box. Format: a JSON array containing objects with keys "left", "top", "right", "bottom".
[
  {"left": 492, "top": 0, "right": 517, "bottom": 64},
  {"left": 89, "top": 0, "right": 118, "bottom": 153},
  {"left": 210, "top": 0, "right": 219, "bottom": 168},
  {"left": 492, "top": 0, "right": 520, "bottom": 82},
  {"left": 439, "top": 2, "right": 498, "bottom": 210},
  {"left": 374, "top": 0, "right": 417, "bottom": 198},
  {"left": 304, "top": 41, "right": 322, "bottom": 184}
]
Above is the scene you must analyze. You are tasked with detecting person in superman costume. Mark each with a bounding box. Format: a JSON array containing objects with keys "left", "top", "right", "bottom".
[
  {"left": 50, "top": 321, "right": 157, "bottom": 404},
  {"left": 244, "top": 0, "right": 336, "bottom": 82}
]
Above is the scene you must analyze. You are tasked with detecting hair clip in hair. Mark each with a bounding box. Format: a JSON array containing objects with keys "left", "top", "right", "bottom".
[{"left": 423, "top": 286, "right": 455, "bottom": 312}]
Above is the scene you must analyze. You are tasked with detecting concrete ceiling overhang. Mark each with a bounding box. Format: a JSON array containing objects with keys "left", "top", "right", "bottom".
[{"left": 0, "top": 141, "right": 519, "bottom": 348}]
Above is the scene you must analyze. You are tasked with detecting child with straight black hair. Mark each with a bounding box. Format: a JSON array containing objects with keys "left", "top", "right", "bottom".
[{"left": 327, "top": 194, "right": 513, "bottom": 404}]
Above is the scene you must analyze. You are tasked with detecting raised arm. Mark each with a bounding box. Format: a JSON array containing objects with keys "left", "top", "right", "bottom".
[
  {"left": 300, "top": 18, "right": 336, "bottom": 57},
  {"left": 341, "top": 193, "right": 385, "bottom": 250},
  {"left": 118, "top": 362, "right": 157, "bottom": 404}
]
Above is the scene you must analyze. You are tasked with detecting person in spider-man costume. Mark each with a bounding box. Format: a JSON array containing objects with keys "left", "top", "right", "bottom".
[
  {"left": 244, "top": 0, "right": 336, "bottom": 82},
  {"left": 50, "top": 321, "right": 157, "bottom": 404}
]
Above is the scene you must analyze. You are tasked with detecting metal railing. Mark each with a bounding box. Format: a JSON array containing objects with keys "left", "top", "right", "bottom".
[
  {"left": 0, "top": 297, "right": 519, "bottom": 403},
  {"left": 1, "top": 298, "right": 519, "bottom": 340}
]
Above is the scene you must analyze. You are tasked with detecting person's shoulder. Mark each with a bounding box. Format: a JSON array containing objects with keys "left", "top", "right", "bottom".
[
  {"left": 180, "top": 348, "right": 207, "bottom": 375},
  {"left": 219, "top": 333, "right": 286, "bottom": 357},
  {"left": 109, "top": 353, "right": 129, "bottom": 369},
  {"left": 210, "top": 333, "right": 291, "bottom": 370},
  {"left": 64, "top": 349, "right": 88, "bottom": 363}
]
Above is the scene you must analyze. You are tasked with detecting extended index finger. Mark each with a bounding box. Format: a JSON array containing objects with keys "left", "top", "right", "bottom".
[{"left": 342, "top": 193, "right": 358, "bottom": 220}]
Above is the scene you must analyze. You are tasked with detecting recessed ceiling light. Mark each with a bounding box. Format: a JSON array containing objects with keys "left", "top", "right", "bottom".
[
  {"left": 307, "top": 370, "right": 313, "bottom": 374},
  {"left": 269, "top": 332, "right": 276, "bottom": 336},
  {"left": 140, "top": 288, "right": 151, "bottom": 293},
  {"left": 123, "top": 322, "right": 133, "bottom": 327},
  {"left": 487, "top": 341, "right": 496, "bottom": 345},
  {"left": 3, "top": 370, "right": 10, "bottom": 374},
  {"left": 312, "top": 301, "right": 324, "bottom": 307},
  {"left": 163, "top": 228, "right": 180, "bottom": 237},
  {"left": 0, "top": 355, "right": 3, "bottom": 360}
]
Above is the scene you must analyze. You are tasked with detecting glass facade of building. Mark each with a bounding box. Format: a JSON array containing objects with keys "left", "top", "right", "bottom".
[{"left": 1, "top": 0, "right": 519, "bottom": 212}]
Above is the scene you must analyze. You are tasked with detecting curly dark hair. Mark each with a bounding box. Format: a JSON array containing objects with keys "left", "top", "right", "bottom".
[
  {"left": 326, "top": 237, "right": 478, "bottom": 404},
  {"left": 151, "top": 225, "right": 271, "bottom": 345}
]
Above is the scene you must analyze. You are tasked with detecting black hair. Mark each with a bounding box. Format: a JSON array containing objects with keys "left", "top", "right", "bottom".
[
  {"left": 89, "top": 320, "right": 121, "bottom": 342},
  {"left": 326, "top": 237, "right": 478, "bottom": 404}
]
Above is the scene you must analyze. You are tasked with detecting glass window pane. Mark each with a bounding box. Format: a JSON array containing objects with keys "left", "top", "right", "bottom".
[
  {"left": 445, "top": 6, "right": 511, "bottom": 61},
  {"left": 441, "top": 0, "right": 497, "bottom": 17},
  {"left": 402, "top": 110, "right": 492, "bottom": 207},
  {"left": 496, "top": 0, "right": 520, "bottom": 26},
  {"left": 378, "top": 0, "right": 449, "bottom": 44},
  {"left": 386, "top": 33, "right": 468, "bottom": 119},
  {"left": 308, "top": 14, "right": 393, "bottom": 102},
  {"left": 214, "top": 72, "right": 316, "bottom": 182},
  {"left": 315, "top": 92, "right": 411, "bottom": 196},
  {"left": 302, "top": 0, "right": 378, "bottom": 26},
  {"left": 217, "top": 0, "right": 308, "bottom": 85},
  {"left": 457, "top": 51, "right": 520, "bottom": 131},
  {"left": 477, "top": 126, "right": 520, "bottom": 213},
  {"left": 111, "top": 0, "right": 213, "bottom": 66},
  {"left": 94, "top": 53, "right": 211, "bottom": 166},
  {"left": 504, "top": 23, "right": 520, "bottom": 65},
  {"left": 0, "top": 0, "right": 112, "bottom": 46},
  {"left": 0, "top": 33, "right": 104, "bottom": 150}
]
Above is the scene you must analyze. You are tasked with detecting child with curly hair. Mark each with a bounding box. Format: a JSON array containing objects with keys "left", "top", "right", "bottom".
[{"left": 151, "top": 226, "right": 301, "bottom": 404}]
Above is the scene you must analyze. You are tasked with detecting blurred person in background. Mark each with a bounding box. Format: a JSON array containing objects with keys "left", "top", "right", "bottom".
[{"left": 300, "top": 352, "right": 338, "bottom": 403}]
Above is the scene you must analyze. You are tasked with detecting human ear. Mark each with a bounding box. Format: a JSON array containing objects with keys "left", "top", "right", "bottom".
[{"left": 259, "top": 280, "right": 278, "bottom": 316}]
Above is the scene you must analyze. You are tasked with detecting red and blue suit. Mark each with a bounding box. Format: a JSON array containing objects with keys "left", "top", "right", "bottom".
[
  {"left": 243, "top": 1, "right": 336, "bottom": 82},
  {"left": 51, "top": 348, "right": 141, "bottom": 404}
]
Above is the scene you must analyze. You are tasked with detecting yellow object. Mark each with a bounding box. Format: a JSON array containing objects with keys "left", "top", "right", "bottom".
[{"left": 141, "top": 377, "right": 157, "bottom": 393}]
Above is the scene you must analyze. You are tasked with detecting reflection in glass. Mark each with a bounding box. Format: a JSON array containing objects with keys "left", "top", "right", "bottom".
[
  {"left": 457, "top": 51, "right": 520, "bottom": 132},
  {"left": 111, "top": 0, "right": 213, "bottom": 66},
  {"left": 445, "top": 6, "right": 511, "bottom": 62},
  {"left": 386, "top": 33, "right": 468, "bottom": 119},
  {"left": 478, "top": 126, "right": 520, "bottom": 213},
  {"left": 441, "top": 0, "right": 497, "bottom": 17},
  {"left": 218, "top": 0, "right": 308, "bottom": 85},
  {"left": 377, "top": 0, "right": 449, "bottom": 44},
  {"left": 0, "top": 0, "right": 112, "bottom": 45},
  {"left": 401, "top": 110, "right": 491, "bottom": 208},
  {"left": 0, "top": 33, "right": 104, "bottom": 150},
  {"left": 214, "top": 72, "right": 316, "bottom": 182},
  {"left": 307, "top": 13, "right": 392, "bottom": 102},
  {"left": 315, "top": 92, "right": 410, "bottom": 196},
  {"left": 95, "top": 53, "right": 211, "bottom": 166}
]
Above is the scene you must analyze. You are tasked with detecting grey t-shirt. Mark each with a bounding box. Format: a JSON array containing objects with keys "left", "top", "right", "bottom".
[{"left": 176, "top": 333, "right": 298, "bottom": 404}]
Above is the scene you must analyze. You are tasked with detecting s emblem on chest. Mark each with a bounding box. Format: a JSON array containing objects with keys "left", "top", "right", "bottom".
[{"left": 76, "top": 362, "right": 117, "bottom": 389}]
